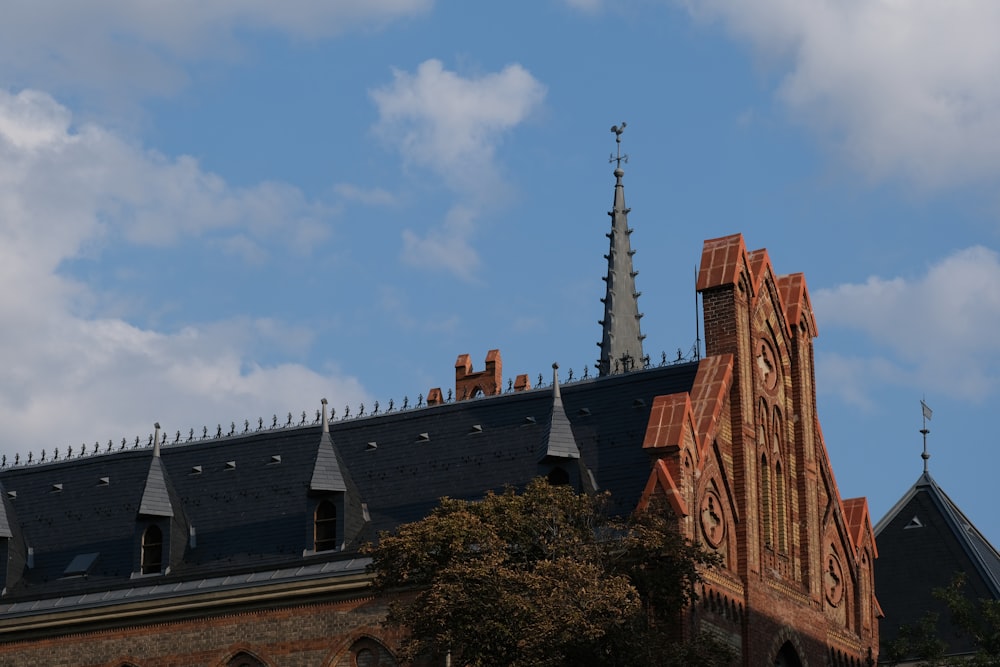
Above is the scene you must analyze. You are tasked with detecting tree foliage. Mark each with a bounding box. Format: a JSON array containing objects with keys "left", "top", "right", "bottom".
[
  {"left": 366, "top": 479, "right": 734, "bottom": 667},
  {"left": 884, "top": 574, "right": 1000, "bottom": 667}
]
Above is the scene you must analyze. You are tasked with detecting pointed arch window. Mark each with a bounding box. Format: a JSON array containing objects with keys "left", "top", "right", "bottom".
[
  {"left": 226, "top": 651, "right": 266, "bottom": 667},
  {"left": 314, "top": 500, "right": 338, "bottom": 552},
  {"left": 141, "top": 524, "right": 162, "bottom": 574},
  {"left": 775, "top": 461, "right": 788, "bottom": 553},
  {"left": 761, "top": 454, "right": 772, "bottom": 549}
]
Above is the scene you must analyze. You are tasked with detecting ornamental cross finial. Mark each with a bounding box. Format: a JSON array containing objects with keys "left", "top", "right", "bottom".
[{"left": 609, "top": 122, "right": 628, "bottom": 169}]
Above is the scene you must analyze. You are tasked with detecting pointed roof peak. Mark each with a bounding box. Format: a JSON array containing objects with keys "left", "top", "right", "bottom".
[
  {"left": 138, "top": 422, "right": 174, "bottom": 518},
  {"left": 311, "top": 399, "right": 347, "bottom": 493},
  {"left": 598, "top": 122, "right": 645, "bottom": 376},
  {"left": 539, "top": 362, "right": 581, "bottom": 462}
]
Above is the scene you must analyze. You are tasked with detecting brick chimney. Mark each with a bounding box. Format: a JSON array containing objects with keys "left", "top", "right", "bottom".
[{"left": 455, "top": 349, "right": 502, "bottom": 400}]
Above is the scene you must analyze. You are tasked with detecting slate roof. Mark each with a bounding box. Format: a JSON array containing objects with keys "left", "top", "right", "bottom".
[
  {"left": 875, "top": 471, "right": 1000, "bottom": 657},
  {"left": 0, "top": 361, "right": 699, "bottom": 617}
]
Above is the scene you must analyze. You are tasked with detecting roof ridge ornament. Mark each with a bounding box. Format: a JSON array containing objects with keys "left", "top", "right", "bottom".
[
  {"left": 920, "top": 399, "right": 932, "bottom": 473},
  {"left": 321, "top": 398, "right": 330, "bottom": 434}
]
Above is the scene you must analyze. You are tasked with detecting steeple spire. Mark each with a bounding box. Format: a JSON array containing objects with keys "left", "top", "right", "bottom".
[{"left": 597, "top": 122, "right": 645, "bottom": 376}]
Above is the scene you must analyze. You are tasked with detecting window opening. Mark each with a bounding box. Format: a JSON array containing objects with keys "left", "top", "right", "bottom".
[
  {"left": 141, "top": 524, "right": 163, "bottom": 574},
  {"left": 761, "top": 454, "right": 772, "bottom": 548},
  {"left": 776, "top": 461, "right": 787, "bottom": 553},
  {"left": 315, "top": 500, "right": 338, "bottom": 551},
  {"left": 547, "top": 467, "right": 570, "bottom": 486}
]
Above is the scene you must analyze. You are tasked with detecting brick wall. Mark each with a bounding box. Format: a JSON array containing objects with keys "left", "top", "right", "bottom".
[{"left": 0, "top": 596, "right": 400, "bottom": 667}]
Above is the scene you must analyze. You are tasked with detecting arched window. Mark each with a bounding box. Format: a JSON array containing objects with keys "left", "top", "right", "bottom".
[
  {"left": 761, "top": 454, "right": 772, "bottom": 548},
  {"left": 775, "top": 461, "right": 787, "bottom": 553},
  {"left": 314, "top": 500, "right": 338, "bottom": 552},
  {"left": 546, "top": 467, "right": 569, "bottom": 486},
  {"left": 227, "top": 651, "right": 266, "bottom": 667},
  {"left": 350, "top": 638, "right": 399, "bottom": 667},
  {"left": 141, "top": 524, "right": 162, "bottom": 574}
]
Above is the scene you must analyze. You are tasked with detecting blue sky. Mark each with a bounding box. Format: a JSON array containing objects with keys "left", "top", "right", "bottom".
[{"left": 1, "top": 0, "right": 999, "bottom": 543}]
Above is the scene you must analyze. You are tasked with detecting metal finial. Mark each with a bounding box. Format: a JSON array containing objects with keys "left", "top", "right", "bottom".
[
  {"left": 920, "top": 399, "right": 933, "bottom": 473},
  {"left": 609, "top": 122, "right": 629, "bottom": 169}
]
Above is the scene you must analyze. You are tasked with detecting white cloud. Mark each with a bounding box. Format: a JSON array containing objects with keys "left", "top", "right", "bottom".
[
  {"left": 401, "top": 204, "right": 481, "bottom": 280},
  {"left": 371, "top": 59, "right": 545, "bottom": 280},
  {"left": 813, "top": 246, "right": 1000, "bottom": 404},
  {"left": 0, "top": 89, "right": 330, "bottom": 257},
  {"left": 682, "top": 0, "right": 1000, "bottom": 189},
  {"left": 0, "top": 0, "right": 433, "bottom": 99},
  {"left": 334, "top": 183, "right": 397, "bottom": 207},
  {"left": 371, "top": 59, "right": 546, "bottom": 197},
  {"left": 0, "top": 88, "right": 368, "bottom": 460}
]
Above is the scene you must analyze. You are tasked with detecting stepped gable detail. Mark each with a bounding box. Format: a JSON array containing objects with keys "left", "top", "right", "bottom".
[{"left": 643, "top": 232, "right": 878, "bottom": 665}]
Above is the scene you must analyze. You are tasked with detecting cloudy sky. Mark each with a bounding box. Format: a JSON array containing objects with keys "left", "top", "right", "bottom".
[{"left": 0, "top": 0, "right": 998, "bottom": 542}]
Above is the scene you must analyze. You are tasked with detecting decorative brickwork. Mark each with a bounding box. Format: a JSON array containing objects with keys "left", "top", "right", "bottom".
[
  {"left": 641, "top": 233, "right": 878, "bottom": 666},
  {"left": 454, "top": 349, "right": 501, "bottom": 400},
  {"left": 0, "top": 597, "right": 399, "bottom": 667}
]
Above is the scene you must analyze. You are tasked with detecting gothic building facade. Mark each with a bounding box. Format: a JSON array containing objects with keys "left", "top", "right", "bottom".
[{"left": 0, "top": 148, "right": 878, "bottom": 666}]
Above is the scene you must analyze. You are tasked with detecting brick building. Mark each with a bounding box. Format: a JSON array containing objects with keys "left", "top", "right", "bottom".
[{"left": 0, "top": 148, "right": 878, "bottom": 666}]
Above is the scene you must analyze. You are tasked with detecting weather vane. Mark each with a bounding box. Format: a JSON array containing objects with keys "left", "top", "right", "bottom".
[
  {"left": 920, "top": 399, "right": 932, "bottom": 473},
  {"left": 609, "top": 122, "right": 628, "bottom": 169}
]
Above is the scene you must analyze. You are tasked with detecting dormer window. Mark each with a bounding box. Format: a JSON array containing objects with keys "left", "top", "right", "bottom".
[
  {"left": 546, "top": 467, "right": 570, "bottom": 486},
  {"left": 314, "top": 500, "right": 338, "bottom": 552},
  {"left": 141, "top": 524, "right": 163, "bottom": 574}
]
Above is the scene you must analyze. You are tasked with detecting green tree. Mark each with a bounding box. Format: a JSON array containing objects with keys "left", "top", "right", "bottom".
[
  {"left": 366, "top": 478, "right": 734, "bottom": 667},
  {"left": 884, "top": 574, "right": 1000, "bottom": 667}
]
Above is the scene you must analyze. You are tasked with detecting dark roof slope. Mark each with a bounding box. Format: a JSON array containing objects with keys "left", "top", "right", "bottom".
[
  {"left": 875, "top": 471, "right": 1000, "bottom": 657},
  {"left": 0, "top": 362, "right": 698, "bottom": 607}
]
